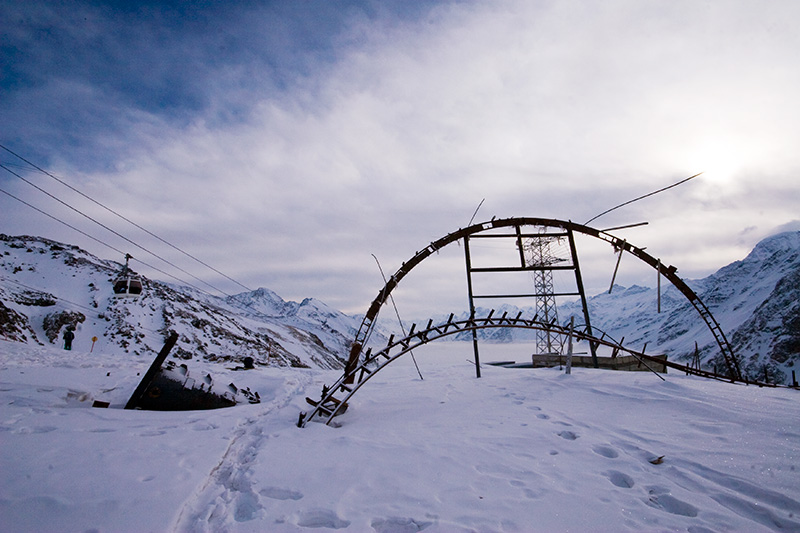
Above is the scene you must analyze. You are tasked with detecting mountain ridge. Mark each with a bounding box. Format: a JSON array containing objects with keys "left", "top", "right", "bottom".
[
  {"left": 0, "top": 234, "right": 367, "bottom": 370},
  {"left": 421, "top": 231, "right": 800, "bottom": 384},
  {"left": 1, "top": 231, "right": 798, "bottom": 384}
]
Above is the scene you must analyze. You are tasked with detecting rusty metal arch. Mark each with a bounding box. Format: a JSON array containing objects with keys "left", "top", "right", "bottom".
[
  {"left": 344, "top": 217, "right": 739, "bottom": 381},
  {"left": 300, "top": 312, "right": 713, "bottom": 427},
  {"left": 298, "top": 218, "right": 744, "bottom": 427}
]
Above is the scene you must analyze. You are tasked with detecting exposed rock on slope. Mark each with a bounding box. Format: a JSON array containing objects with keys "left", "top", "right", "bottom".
[
  {"left": 0, "top": 234, "right": 360, "bottom": 369},
  {"left": 3, "top": 231, "right": 798, "bottom": 383},
  {"left": 429, "top": 231, "right": 800, "bottom": 384}
]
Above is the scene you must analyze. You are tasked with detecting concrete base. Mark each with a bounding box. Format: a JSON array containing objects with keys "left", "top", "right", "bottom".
[{"left": 488, "top": 353, "right": 668, "bottom": 373}]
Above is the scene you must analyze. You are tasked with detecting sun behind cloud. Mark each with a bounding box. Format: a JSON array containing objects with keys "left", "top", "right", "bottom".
[{"left": 685, "top": 138, "right": 748, "bottom": 185}]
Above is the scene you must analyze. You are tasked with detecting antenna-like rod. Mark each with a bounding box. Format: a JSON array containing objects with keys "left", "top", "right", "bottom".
[
  {"left": 371, "top": 254, "right": 423, "bottom": 380},
  {"left": 585, "top": 172, "right": 702, "bottom": 226},
  {"left": 468, "top": 198, "right": 485, "bottom": 227}
]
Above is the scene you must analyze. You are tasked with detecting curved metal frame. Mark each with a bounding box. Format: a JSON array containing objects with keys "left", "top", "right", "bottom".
[
  {"left": 303, "top": 314, "right": 674, "bottom": 426},
  {"left": 299, "top": 217, "right": 742, "bottom": 427},
  {"left": 345, "top": 217, "right": 739, "bottom": 380}
]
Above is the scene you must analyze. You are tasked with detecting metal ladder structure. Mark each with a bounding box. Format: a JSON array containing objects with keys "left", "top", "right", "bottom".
[{"left": 303, "top": 312, "right": 613, "bottom": 426}]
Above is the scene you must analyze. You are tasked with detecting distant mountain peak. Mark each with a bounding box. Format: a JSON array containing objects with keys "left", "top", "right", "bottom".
[{"left": 745, "top": 230, "right": 800, "bottom": 262}]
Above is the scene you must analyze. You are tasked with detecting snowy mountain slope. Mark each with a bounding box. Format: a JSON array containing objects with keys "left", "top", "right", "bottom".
[
  {"left": 3, "top": 231, "right": 798, "bottom": 383},
  {"left": 414, "top": 232, "right": 800, "bottom": 385},
  {"left": 0, "top": 234, "right": 364, "bottom": 370},
  {"left": 564, "top": 231, "right": 800, "bottom": 384},
  {"left": 227, "top": 288, "right": 367, "bottom": 361}
]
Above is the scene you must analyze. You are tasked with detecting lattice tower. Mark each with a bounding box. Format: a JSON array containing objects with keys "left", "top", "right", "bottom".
[{"left": 524, "top": 234, "right": 565, "bottom": 355}]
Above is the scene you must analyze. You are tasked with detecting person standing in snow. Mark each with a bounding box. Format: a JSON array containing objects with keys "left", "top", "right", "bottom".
[{"left": 63, "top": 327, "right": 75, "bottom": 350}]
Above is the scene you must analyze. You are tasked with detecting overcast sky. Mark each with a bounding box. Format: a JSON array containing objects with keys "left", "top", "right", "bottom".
[{"left": 2, "top": 0, "right": 799, "bottom": 317}]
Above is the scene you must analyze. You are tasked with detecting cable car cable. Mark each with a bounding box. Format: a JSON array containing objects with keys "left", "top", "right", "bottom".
[
  {"left": 0, "top": 143, "right": 253, "bottom": 293},
  {"left": 1, "top": 163, "right": 230, "bottom": 296},
  {"left": 1, "top": 150, "right": 281, "bottom": 319},
  {"left": 0, "top": 184, "right": 214, "bottom": 295},
  {"left": 0, "top": 185, "right": 126, "bottom": 257}
]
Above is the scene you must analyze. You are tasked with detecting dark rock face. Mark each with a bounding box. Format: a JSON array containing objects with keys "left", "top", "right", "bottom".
[
  {"left": 1, "top": 234, "right": 357, "bottom": 369},
  {"left": 42, "top": 310, "right": 86, "bottom": 343},
  {"left": 0, "top": 301, "right": 37, "bottom": 342}
]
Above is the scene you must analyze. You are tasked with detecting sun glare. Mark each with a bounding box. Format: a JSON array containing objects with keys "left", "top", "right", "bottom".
[{"left": 686, "top": 140, "right": 745, "bottom": 185}]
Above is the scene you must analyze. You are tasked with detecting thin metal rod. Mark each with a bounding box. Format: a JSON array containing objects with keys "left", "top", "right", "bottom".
[
  {"left": 371, "top": 254, "right": 423, "bottom": 380},
  {"left": 568, "top": 228, "right": 598, "bottom": 367},
  {"left": 657, "top": 258, "right": 662, "bottom": 314},
  {"left": 585, "top": 173, "right": 702, "bottom": 225},
  {"left": 470, "top": 231, "right": 570, "bottom": 239},
  {"left": 565, "top": 316, "right": 574, "bottom": 375},
  {"left": 608, "top": 239, "right": 625, "bottom": 293},
  {"left": 472, "top": 292, "right": 581, "bottom": 299},
  {"left": 469, "top": 265, "right": 577, "bottom": 273},
  {"left": 467, "top": 198, "right": 485, "bottom": 227},
  {"left": 599, "top": 221, "right": 649, "bottom": 232}
]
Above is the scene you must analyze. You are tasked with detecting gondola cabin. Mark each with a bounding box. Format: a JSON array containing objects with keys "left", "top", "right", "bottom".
[
  {"left": 113, "top": 253, "right": 143, "bottom": 298},
  {"left": 113, "top": 275, "right": 143, "bottom": 297}
]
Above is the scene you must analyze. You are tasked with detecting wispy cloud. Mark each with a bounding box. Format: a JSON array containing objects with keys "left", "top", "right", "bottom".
[{"left": 2, "top": 0, "right": 798, "bottom": 316}]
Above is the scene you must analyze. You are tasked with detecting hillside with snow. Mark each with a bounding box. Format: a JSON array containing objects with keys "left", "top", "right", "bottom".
[
  {"left": 1, "top": 232, "right": 800, "bottom": 531},
  {"left": 0, "top": 234, "right": 370, "bottom": 370},
  {"left": 3, "top": 231, "right": 799, "bottom": 386},
  {"left": 435, "top": 231, "right": 800, "bottom": 386},
  {"left": 565, "top": 231, "right": 800, "bottom": 384}
]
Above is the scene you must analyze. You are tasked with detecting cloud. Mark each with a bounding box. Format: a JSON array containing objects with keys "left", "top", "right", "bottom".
[{"left": 2, "top": 0, "right": 799, "bottom": 317}]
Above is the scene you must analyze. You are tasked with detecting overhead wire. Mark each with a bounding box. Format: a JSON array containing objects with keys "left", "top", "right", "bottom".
[
  {"left": 0, "top": 143, "right": 253, "bottom": 293},
  {"left": 0, "top": 151, "right": 277, "bottom": 322},
  {"left": 1, "top": 185, "right": 126, "bottom": 257},
  {"left": 0, "top": 161, "right": 232, "bottom": 296},
  {"left": 1, "top": 147, "right": 360, "bottom": 330},
  {"left": 0, "top": 184, "right": 215, "bottom": 295}
]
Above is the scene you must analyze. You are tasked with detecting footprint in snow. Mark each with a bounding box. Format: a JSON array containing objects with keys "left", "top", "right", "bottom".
[
  {"left": 259, "top": 486, "right": 303, "bottom": 501},
  {"left": 557, "top": 430, "right": 579, "bottom": 440},
  {"left": 296, "top": 508, "right": 350, "bottom": 529},
  {"left": 592, "top": 445, "right": 619, "bottom": 458},
  {"left": 234, "top": 491, "right": 262, "bottom": 522},
  {"left": 371, "top": 516, "right": 432, "bottom": 532},
  {"left": 13, "top": 426, "right": 58, "bottom": 434},
  {"left": 646, "top": 493, "right": 698, "bottom": 517},
  {"left": 191, "top": 422, "right": 218, "bottom": 431},
  {"left": 605, "top": 470, "right": 635, "bottom": 488}
]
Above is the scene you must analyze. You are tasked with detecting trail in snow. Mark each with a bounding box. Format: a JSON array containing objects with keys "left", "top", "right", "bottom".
[
  {"left": 2, "top": 340, "right": 799, "bottom": 532},
  {"left": 171, "top": 371, "right": 316, "bottom": 532}
]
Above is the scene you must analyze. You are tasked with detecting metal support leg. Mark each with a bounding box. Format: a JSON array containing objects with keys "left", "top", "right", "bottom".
[{"left": 463, "top": 236, "right": 481, "bottom": 378}]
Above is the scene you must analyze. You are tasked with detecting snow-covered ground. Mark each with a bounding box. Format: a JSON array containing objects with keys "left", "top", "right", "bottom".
[{"left": 1, "top": 338, "right": 799, "bottom": 532}]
